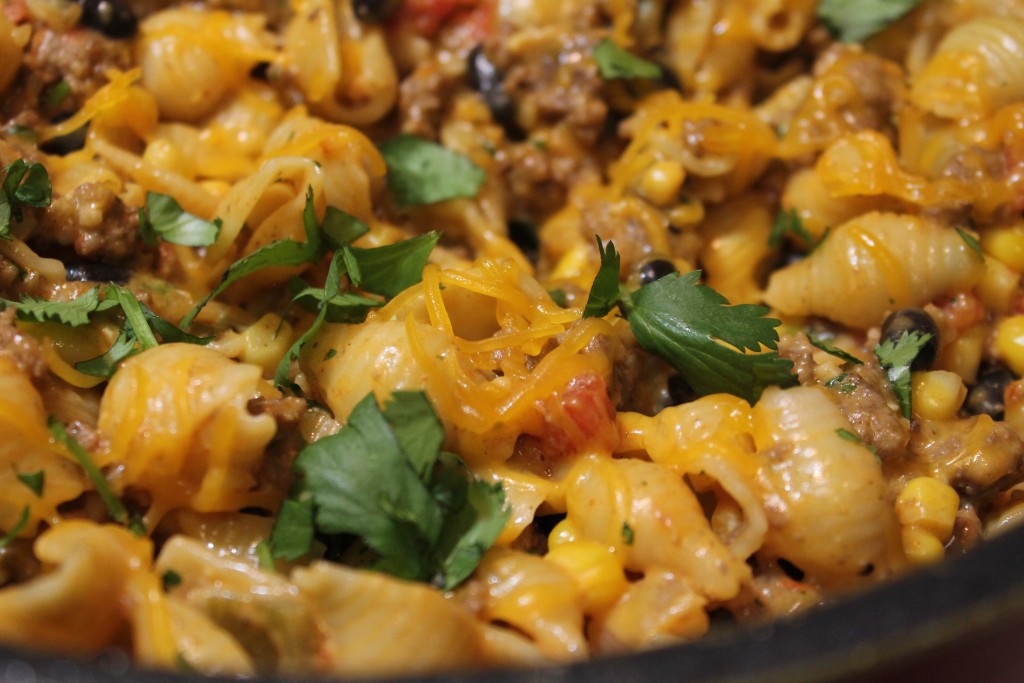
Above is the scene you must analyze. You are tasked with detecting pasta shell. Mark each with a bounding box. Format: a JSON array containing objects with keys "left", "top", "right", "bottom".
[
  {"left": 763, "top": 211, "right": 985, "bottom": 329},
  {"left": 753, "top": 386, "right": 905, "bottom": 587}
]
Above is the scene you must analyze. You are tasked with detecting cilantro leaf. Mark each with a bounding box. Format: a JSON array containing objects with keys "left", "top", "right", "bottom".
[
  {"left": 139, "top": 192, "right": 222, "bottom": 247},
  {"left": 181, "top": 188, "right": 324, "bottom": 328},
  {"left": 49, "top": 417, "right": 138, "bottom": 530},
  {"left": 0, "top": 506, "right": 29, "bottom": 550},
  {"left": 430, "top": 453, "right": 508, "bottom": 589},
  {"left": 817, "top": 0, "right": 923, "bottom": 43},
  {"left": 0, "top": 287, "right": 117, "bottom": 326},
  {"left": 807, "top": 333, "right": 864, "bottom": 365},
  {"left": 382, "top": 391, "right": 445, "bottom": 479},
  {"left": 593, "top": 38, "right": 662, "bottom": 80},
  {"left": 378, "top": 135, "right": 486, "bottom": 207},
  {"left": 321, "top": 207, "right": 370, "bottom": 249},
  {"left": 16, "top": 470, "right": 44, "bottom": 497},
  {"left": 290, "top": 393, "right": 443, "bottom": 575},
  {"left": 105, "top": 284, "right": 159, "bottom": 350},
  {"left": 875, "top": 330, "right": 932, "bottom": 419},
  {"left": 623, "top": 271, "right": 796, "bottom": 403},
  {"left": 75, "top": 326, "right": 138, "bottom": 377},
  {"left": 271, "top": 391, "right": 507, "bottom": 589},
  {"left": 346, "top": 231, "right": 440, "bottom": 298},
  {"left": 583, "top": 238, "right": 623, "bottom": 318},
  {"left": 956, "top": 227, "right": 984, "bottom": 260},
  {"left": 1, "top": 159, "right": 52, "bottom": 239},
  {"left": 768, "top": 208, "right": 821, "bottom": 249},
  {"left": 268, "top": 495, "right": 315, "bottom": 561}
]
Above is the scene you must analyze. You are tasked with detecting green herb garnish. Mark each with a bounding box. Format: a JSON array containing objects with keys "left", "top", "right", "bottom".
[
  {"left": 593, "top": 38, "right": 662, "bottom": 81},
  {"left": 817, "top": 0, "right": 923, "bottom": 43},
  {"left": 269, "top": 391, "right": 508, "bottom": 590},
  {"left": 875, "top": 330, "right": 933, "bottom": 419},
  {"left": 378, "top": 135, "right": 486, "bottom": 207},
  {"left": 585, "top": 240, "right": 795, "bottom": 403},
  {"left": 139, "top": 192, "right": 222, "bottom": 247}
]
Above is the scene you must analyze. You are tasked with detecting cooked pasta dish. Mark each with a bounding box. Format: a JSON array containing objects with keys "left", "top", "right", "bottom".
[{"left": 0, "top": 0, "right": 1023, "bottom": 676}]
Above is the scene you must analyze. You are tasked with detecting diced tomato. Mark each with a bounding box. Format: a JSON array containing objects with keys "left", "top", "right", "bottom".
[
  {"left": 537, "top": 372, "right": 618, "bottom": 460},
  {"left": 390, "top": 0, "right": 491, "bottom": 40}
]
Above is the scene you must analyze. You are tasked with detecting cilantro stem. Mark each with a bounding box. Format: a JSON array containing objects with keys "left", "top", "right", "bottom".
[{"left": 49, "top": 417, "right": 132, "bottom": 527}]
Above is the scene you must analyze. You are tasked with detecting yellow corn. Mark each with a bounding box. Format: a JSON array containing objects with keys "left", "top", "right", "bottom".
[
  {"left": 911, "top": 370, "right": 967, "bottom": 421},
  {"left": 637, "top": 161, "right": 685, "bottom": 207},
  {"left": 977, "top": 256, "right": 1021, "bottom": 313},
  {"left": 895, "top": 477, "right": 960, "bottom": 565},
  {"left": 980, "top": 222, "right": 1024, "bottom": 272},
  {"left": 547, "top": 518, "right": 580, "bottom": 549},
  {"left": 901, "top": 527, "right": 946, "bottom": 565},
  {"left": 995, "top": 315, "right": 1024, "bottom": 376},
  {"left": 545, "top": 540, "right": 627, "bottom": 614}
]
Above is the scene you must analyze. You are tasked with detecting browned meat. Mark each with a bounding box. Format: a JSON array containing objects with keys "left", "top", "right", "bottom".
[
  {"left": 34, "top": 183, "right": 142, "bottom": 262},
  {"left": 502, "top": 33, "right": 607, "bottom": 146},
  {"left": 399, "top": 61, "right": 448, "bottom": 138},
  {"left": 0, "top": 308, "right": 46, "bottom": 379},
  {"left": 3, "top": 26, "right": 131, "bottom": 122},
  {"left": 248, "top": 395, "right": 308, "bottom": 426},
  {"left": 777, "top": 333, "right": 910, "bottom": 458}
]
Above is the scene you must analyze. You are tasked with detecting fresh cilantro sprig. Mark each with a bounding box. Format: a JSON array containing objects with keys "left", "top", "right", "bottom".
[
  {"left": 807, "top": 333, "right": 864, "bottom": 365},
  {"left": 817, "top": 0, "right": 923, "bottom": 43},
  {"left": 593, "top": 38, "right": 663, "bottom": 81},
  {"left": 269, "top": 391, "right": 508, "bottom": 590},
  {"left": 0, "top": 507, "right": 29, "bottom": 550},
  {"left": 0, "top": 283, "right": 211, "bottom": 378},
  {"left": 16, "top": 470, "right": 44, "bottom": 497},
  {"left": 378, "top": 135, "right": 486, "bottom": 207},
  {"left": 584, "top": 239, "right": 795, "bottom": 403},
  {"left": 139, "top": 192, "right": 222, "bottom": 247},
  {"left": 1, "top": 159, "right": 52, "bottom": 239},
  {"left": 273, "top": 230, "right": 440, "bottom": 392},
  {"left": 0, "top": 287, "right": 117, "bottom": 326},
  {"left": 875, "top": 330, "right": 932, "bottom": 419},
  {"left": 768, "top": 208, "right": 826, "bottom": 250},
  {"left": 180, "top": 188, "right": 326, "bottom": 328},
  {"left": 49, "top": 417, "right": 144, "bottom": 534}
]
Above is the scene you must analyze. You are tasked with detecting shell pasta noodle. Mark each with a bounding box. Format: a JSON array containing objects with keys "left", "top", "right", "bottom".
[{"left": 4, "top": 0, "right": 1024, "bottom": 677}]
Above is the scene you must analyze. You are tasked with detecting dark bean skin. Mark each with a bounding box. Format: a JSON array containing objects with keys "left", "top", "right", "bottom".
[
  {"left": 352, "top": 0, "right": 401, "bottom": 22},
  {"left": 880, "top": 308, "right": 940, "bottom": 370},
  {"left": 65, "top": 261, "right": 132, "bottom": 283},
  {"left": 39, "top": 124, "right": 87, "bottom": 156},
  {"left": 666, "top": 373, "right": 698, "bottom": 406},
  {"left": 466, "top": 44, "right": 525, "bottom": 140},
  {"left": 637, "top": 258, "right": 676, "bottom": 286},
  {"left": 965, "top": 367, "right": 1016, "bottom": 420},
  {"left": 78, "top": 0, "right": 138, "bottom": 39},
  {"left": 508, "top": 219, "right": 539, "bottom": 264}
]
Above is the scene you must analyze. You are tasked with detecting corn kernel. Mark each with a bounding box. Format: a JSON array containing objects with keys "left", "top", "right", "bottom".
[
  {"left": 546, "top": 540, "right": 627, "bottom": 614},
  {"left": 895, "top": 476, "right": 959, "bottom": 539},
  {"left": 977, "top": 256, "right": 1021, "bottom": 313},
  {"left": 547, "top": 518, "right": 579, "bottom": 549},
  {"left": 980, "top": 222, "right": 1024, "bottom": 272},
  {"left": 901, "top": 526, "right": 946, "bottom": 565},
  {"left": 911, "top": 370, "right": 967, "bottom": 421},
  {"left": 995, "top": 315, "right": 1024, "bottom": 377},
  {"left": 937, "top": 322, "right": 988, "bottom": 384},
  {"left": 638, "top": 161, "right": 685, "bottom": 207}
]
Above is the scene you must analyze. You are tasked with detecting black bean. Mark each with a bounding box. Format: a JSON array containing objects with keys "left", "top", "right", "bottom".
[
  {"left": 508, "top": 218, "right": 539, "bottom": 264},
  {"left": 39, "top": 124, "right": 88, "bottom": 156},
  {"left": 637, "top": 258, "right": 676, "bottom": 285},
  {"left": 466, "top": 44, "right": 524, "bottom": 141},
  {"left": 65, "top": 261, "right": 132, "bottom": 284},
  {"left": 880, "top": 308, "right": 940, "bottom": 370},
  {"left": 965, "top": 367, "right": 1016, "bottom": 420},
  {"left": 352, "top": 0, "right": 401, "bottom": 22},
  {"left": 78, "top": 0, "right": 138, "bottom": 39},
  {"left": 666, "top": 373, "right": 698, "bottom": 406}
]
